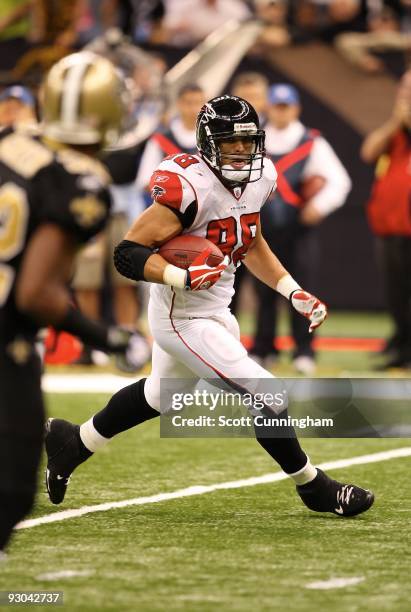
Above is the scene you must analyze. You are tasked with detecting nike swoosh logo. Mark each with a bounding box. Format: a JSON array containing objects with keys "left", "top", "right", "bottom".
[
  {"left": 56, "top": 475, "right": 65, "bottom": 481},
  {"left": 334, "top": 505, "right": 344, "bottom": 515}
]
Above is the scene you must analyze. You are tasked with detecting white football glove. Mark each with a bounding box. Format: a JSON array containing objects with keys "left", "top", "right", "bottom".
[{"left": 290, "top": 290, "right": 328, "bottom": 333}]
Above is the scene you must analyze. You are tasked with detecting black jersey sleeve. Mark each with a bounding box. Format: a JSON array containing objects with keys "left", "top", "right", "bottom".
[{"left": 34, "top": 158, "right": 112, "bottom": 244}]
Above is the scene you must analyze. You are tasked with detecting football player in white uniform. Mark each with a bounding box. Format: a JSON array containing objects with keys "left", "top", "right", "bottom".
[{"left": 45, "top": 96, "right": 374, "bottom": 517}]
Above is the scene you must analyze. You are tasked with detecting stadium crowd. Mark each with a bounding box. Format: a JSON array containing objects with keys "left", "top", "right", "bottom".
[
  {"left": 1, "top": 0, "right": 410, "bottom": 372},
  {"left": 2, "top": 1, "right": 411, "bottom": 72}
]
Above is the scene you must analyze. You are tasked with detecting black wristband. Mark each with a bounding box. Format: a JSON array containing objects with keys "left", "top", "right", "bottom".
[{"left": 56, "top": 307, "right": 129, "bottom": 353}]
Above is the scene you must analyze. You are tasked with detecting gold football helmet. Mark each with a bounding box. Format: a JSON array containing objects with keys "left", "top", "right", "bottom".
[{"left": 42, "top": 51, "right": 129, "bottom": 148}]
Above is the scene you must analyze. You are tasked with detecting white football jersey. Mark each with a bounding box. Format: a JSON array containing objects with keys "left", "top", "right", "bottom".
[{"left": 149, "top": 153, "right": 277, "bottom": 318}]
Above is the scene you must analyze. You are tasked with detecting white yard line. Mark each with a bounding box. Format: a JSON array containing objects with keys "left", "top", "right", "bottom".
[
  {"left": 16, "top": 447, "right": 411, "bottom": 531},
  {"left": 42, "top": 374, "right": 141, "bottom": 394},
  {"left": 36, "top": 570, "right": 95, "bottom": 581},
  {"left": 42, "top": 373, "right": 411, "bottom": 398},
  {"left": 305, "top": 577, "right": 365, "bottom": 590}
]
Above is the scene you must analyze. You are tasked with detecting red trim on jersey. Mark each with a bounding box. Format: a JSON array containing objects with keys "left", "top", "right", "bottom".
[
  {"left": 149, "top": 170, "right": 183, "bottom": 210},
  {"left": 173, "top": 170, "right": 199, "bottom": 205},
  {"left": 152, "top": 133, "right": 182, "bottom": 156},
  {"left": 168, "top": 292, "right": 226, "bottom": 378}
]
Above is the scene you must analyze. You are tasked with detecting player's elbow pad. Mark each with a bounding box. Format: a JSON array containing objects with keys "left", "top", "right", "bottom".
[{"left": 113, "top": 240, "right": 153, "bottom": 281}]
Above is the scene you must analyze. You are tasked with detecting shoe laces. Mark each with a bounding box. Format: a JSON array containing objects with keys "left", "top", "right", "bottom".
[{"left": 337, "top": 484, "right": 354, "bottom": 507}]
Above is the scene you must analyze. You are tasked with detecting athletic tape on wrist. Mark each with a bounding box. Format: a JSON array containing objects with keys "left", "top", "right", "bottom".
[
  {"left": 276, "top": 274, "right": 301, "bottom": 299},
  {"left": 163, "top": 264, "right": 187, "bottom": 289}
]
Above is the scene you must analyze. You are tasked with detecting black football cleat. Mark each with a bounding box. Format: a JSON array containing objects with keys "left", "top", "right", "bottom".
[
  {"left": 296, "top": 468, "right": 374, "bottom": 517},
  {"left": 45, "top": 418, "right": 92, "bottom": 504}
]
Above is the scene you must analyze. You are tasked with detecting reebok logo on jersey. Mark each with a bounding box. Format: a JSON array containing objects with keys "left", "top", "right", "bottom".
[{"left": 154, "top": 175, "right": 170, "bottom": 183}]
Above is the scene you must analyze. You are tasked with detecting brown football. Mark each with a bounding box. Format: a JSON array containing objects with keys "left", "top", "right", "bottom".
[
  {"left": 159, "top": 235, "right": 224, "bottom": 270},
  {"left": 300, "top": 175, "right": 326, "bottom": 201}
]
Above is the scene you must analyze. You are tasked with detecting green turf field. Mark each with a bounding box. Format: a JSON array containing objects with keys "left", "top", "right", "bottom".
[
  {"left": 1, "top": 391, "right": 411, "bottom": 612},
  {"left": 2, "top": 312, "right": 410, "bottom": 611}
]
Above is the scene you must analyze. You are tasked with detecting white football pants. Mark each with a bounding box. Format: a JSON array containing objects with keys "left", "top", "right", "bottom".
[{"left": 144, "top": 300, "right": 274, "bottom": 412}]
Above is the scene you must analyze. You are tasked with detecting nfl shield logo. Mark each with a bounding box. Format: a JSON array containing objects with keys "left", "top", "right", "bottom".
[{"left": 234, "top": 186, "right": 241, "bottom": 198}]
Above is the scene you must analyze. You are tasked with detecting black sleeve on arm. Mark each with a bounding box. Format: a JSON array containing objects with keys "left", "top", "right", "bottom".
[
  {"left": 163, "top": 200, "right": 198, "bottom": 229},
  {"left": 113, "top": 240, "right": 154, "bottom": 281},
  {"left": 56, "top": 306, "right": 129, "bottom": 353}
]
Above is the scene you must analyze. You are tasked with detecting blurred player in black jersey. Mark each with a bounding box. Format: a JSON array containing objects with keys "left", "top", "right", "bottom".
[{"left": 0, "top": 51, "right": 140, "bottom": 556}]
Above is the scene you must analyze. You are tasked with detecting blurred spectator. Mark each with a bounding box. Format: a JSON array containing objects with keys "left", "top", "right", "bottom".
[
  {"left": 230, "top": 71, "right": 269, "bottom": 317},
  {"left": 0, "top": 0, "right": 39, "bottom": 71},
  {"left": 9, "top": 0, "right": 85, "bottom": 84},
  {"left": 72, "top": 137, "right": 151, "bottom": 370},
  {"left": 100, "top": 0, "right": 165, "bottom": 43},
  {"left": 136, "top": 83, "right": 206, "bottom": 196},
  {"left": 76, "top": 0, "right": 106, "bottom": 45},
  {"left": 0, "top": 85, "right": 36, "bottom": 126},
  {"left": 231, "top": 71, "right": 269, "bottom": 125},
  {"left": 0, "top": 0, "right": 32, "bottom": 41},
  {"left": 72, "top": 219, "right": 147, "bottom": 370},
  {"left": 387, "top": 0, "right": 411, "bottom": 32},
  {"left": 335, "top": 5, "right": 410, "bottom": 73},
  {"left": 250, "top": 83, "right": 351, "bottom": 374},
  {"left": 34, "top": 0, "right": 84, "bottom": 47},
  {"left": 291, "top": 0, "right": 369, "bottom": 45},
  {"left": 88, "top": 27, "right": 164, "bottom": 98},
  {"left": 361, "top": 70, "right": 411, "bottom": 368},
  {"left": 329, "top": 0, "right": 363, "bottom": 23},
  {"left": 161, "top": 0, "right": 251, "bottom": 47},
  {"left": 253, "top": 0, "right": 291, "bottom": 51}
]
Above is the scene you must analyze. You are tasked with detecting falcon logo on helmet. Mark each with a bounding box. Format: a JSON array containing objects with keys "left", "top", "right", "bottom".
[
  {"left": 198, "top": 103, "right": 217, "bottom": 125},
  {"left": 196, "top": 95, "right": 265, "bottom": 183}
]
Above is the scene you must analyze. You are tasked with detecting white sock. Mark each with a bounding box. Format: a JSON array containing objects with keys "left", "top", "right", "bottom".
[
  {"left": 79, "top": 418, "right": 109, "bottom": 453},
  {"left": 288, "top": 457, "right": 317, "bottom": 485}
]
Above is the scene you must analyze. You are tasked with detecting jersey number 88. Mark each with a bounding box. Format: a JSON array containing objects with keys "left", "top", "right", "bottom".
[{"left": 206, "top": 212, "right": 259, "bottom": 265}]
